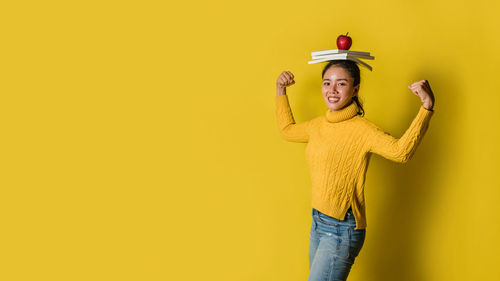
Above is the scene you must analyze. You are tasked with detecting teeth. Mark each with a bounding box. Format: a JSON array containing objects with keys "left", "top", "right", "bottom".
[{"left": 328, "top": 97, "right": 340, "bottom": 101}]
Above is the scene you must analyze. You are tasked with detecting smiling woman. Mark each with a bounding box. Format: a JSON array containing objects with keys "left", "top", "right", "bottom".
[
  {"left": 275, "top": 59, "right": 435, "bottom": 281},
  {"left": 321, "top": 60, "right": 365, "bottom": 116}
]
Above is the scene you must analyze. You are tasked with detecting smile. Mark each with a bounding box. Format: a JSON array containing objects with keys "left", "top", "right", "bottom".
[{"left": 328, "top": 96, "right": 340, "bottom": 103}]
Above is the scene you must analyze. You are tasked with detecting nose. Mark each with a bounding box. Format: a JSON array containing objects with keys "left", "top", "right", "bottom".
[{"left": 329, "top": 84, "right": 337, "bottom": 93}]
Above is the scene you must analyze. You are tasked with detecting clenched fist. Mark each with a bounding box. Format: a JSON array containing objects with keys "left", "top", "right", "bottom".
[
  {"left": 276, "top": 71, "right": 295, "bottom": 97},
  {"left": 408, "top": 80, "right": 435, "bottom": 111}
]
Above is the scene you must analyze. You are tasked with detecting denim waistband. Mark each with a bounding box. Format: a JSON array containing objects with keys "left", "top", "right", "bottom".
[{"left": 312, "top": 207, "right": 356, "bottom": 226}]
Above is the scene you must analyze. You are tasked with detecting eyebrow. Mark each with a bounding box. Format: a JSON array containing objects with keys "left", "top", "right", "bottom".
[{"left": 323, "top": 78, "right": 348, "bottom": 81}]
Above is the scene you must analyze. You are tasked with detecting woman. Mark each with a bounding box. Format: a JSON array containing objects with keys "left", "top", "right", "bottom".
[{"left": 275, "top": 60, "right": 435, "bottom": 281}]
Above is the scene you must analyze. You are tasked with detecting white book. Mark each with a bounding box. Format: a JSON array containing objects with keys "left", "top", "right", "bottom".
[
  {"left": 309, "top": 53, "right": 374, "bottom": 61},
  {"left": 308, "top": 55, "right": 373, "bottom": 71},
  {"left": 311, "top": 49, "right": 371, "bottom": 57},
  {"left": 312, "top": 53, "right": 374, "bottom": 60},
  {"left": 348, "top": 57, "right": 373, "bottom": 71}
]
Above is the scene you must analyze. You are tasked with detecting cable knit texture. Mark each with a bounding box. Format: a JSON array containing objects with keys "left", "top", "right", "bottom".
[{"left": 275, "top": 94, "right": 434, "bottom": 229}]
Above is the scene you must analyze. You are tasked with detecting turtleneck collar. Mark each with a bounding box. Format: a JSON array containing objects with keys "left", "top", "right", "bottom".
[{"left": 326, "top": 101, "right": 359, "bottom": 123}]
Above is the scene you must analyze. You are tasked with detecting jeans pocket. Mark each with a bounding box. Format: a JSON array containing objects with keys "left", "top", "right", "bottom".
[{"left": 316, "top": 211, "right": 341, "bottom": 226}]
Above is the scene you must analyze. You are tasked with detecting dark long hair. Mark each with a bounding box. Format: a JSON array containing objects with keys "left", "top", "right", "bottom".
[{"left": 321, "top": 60, "right": 365, "bottom": 116}]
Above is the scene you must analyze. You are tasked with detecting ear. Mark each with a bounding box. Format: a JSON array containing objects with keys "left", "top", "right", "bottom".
[{"left": 353, "top": 84, "right": 360, "bottom": 96}]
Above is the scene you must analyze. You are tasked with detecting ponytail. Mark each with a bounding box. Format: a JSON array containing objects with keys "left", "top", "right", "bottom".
[{"left": 352, "top": 96, "right": 365, "bottom": 117}]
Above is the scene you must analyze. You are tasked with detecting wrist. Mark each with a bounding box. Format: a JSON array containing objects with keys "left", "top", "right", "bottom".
[
  {"left": 422, "top": 96, "right": 434, "bottom": 110},
  {"left": 276, "top": 86, "right": 286, "bottom": 97}
]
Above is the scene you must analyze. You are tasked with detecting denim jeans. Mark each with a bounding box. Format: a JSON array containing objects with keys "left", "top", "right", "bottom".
[{"left": 308, "top": 207, "right": 366, "bottom": 281}]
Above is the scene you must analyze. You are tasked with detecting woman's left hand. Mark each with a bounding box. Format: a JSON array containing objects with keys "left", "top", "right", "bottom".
[{"left": 408, "top": 80, "right": 435, "bottom": 110}]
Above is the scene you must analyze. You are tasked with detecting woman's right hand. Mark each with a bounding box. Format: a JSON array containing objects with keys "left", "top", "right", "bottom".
[{"left": 276, "top": 71, "right": 295, "bottom": 96}]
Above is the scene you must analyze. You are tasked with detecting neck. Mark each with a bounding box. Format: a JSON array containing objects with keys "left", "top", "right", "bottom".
[{"left": 326, "top": 101, "right": 359, "bottom": 123}]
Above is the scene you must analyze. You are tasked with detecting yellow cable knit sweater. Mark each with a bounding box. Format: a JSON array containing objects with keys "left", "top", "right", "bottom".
[{"left": 275, "top": 94, "right": 434, "bottom": 229}]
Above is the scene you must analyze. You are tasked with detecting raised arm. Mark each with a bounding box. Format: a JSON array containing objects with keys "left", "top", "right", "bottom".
[
  {"left": 275, "top": 71, "right": 311, "bottom": 143},
  {"left": 369, "top": 79, "right": 436, "bottom": 163},
  {"left": 368, "top": 105, "right": 434, "bottom": 163}
]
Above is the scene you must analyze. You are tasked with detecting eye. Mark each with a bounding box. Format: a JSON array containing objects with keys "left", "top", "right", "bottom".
[
  {"left": 323, "top": 82, "right": 330, "bottom": 86},
  {"left": 338, "top": 83, "right": 346, "bottom": 86}
]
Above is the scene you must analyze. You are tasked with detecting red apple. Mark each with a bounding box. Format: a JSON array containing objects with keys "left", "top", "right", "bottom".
[{"left": 337, "top": 32, "right": 352, "bottom": 50}]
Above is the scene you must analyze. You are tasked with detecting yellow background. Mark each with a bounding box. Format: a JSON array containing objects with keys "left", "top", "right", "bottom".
[{"left": 1, "top": 0, "right": 499, "bottom": 280}]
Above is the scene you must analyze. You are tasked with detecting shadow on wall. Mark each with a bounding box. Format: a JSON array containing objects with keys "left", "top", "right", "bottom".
[{"left": 362, "top": 59, "right": 461, "bottom": 281}]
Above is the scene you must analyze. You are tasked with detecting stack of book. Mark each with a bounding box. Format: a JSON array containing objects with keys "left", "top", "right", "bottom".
[{"left": 308, "top": 49, "right": 375, "bottom": 71}]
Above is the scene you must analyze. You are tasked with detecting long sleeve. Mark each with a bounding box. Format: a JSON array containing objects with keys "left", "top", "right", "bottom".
[
  {"left": 275, "top": 94, "right": 311, "bottom": 143},
  {"left": 368, "top": 105, "right": 434, "bottom": 163}
]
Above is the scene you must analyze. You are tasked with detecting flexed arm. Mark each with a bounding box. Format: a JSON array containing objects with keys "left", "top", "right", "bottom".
[
  {"left": 368, "top": 106, "right": 433, "bottom": 162},
  {"left": 369, "top": 80, "right": 435, "bottom": 163},
  {"left": 275, "top": 71, "right": 311, "bottom": 143}
]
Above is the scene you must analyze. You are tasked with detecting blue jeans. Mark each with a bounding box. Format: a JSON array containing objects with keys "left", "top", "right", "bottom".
[{"left": 308, "top": 207, "right": 366, "bottom": 281}]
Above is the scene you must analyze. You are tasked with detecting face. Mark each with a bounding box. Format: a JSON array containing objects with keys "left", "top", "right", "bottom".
[{"left": 321, "top": 66, "right": 360, "bottom": 112}]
